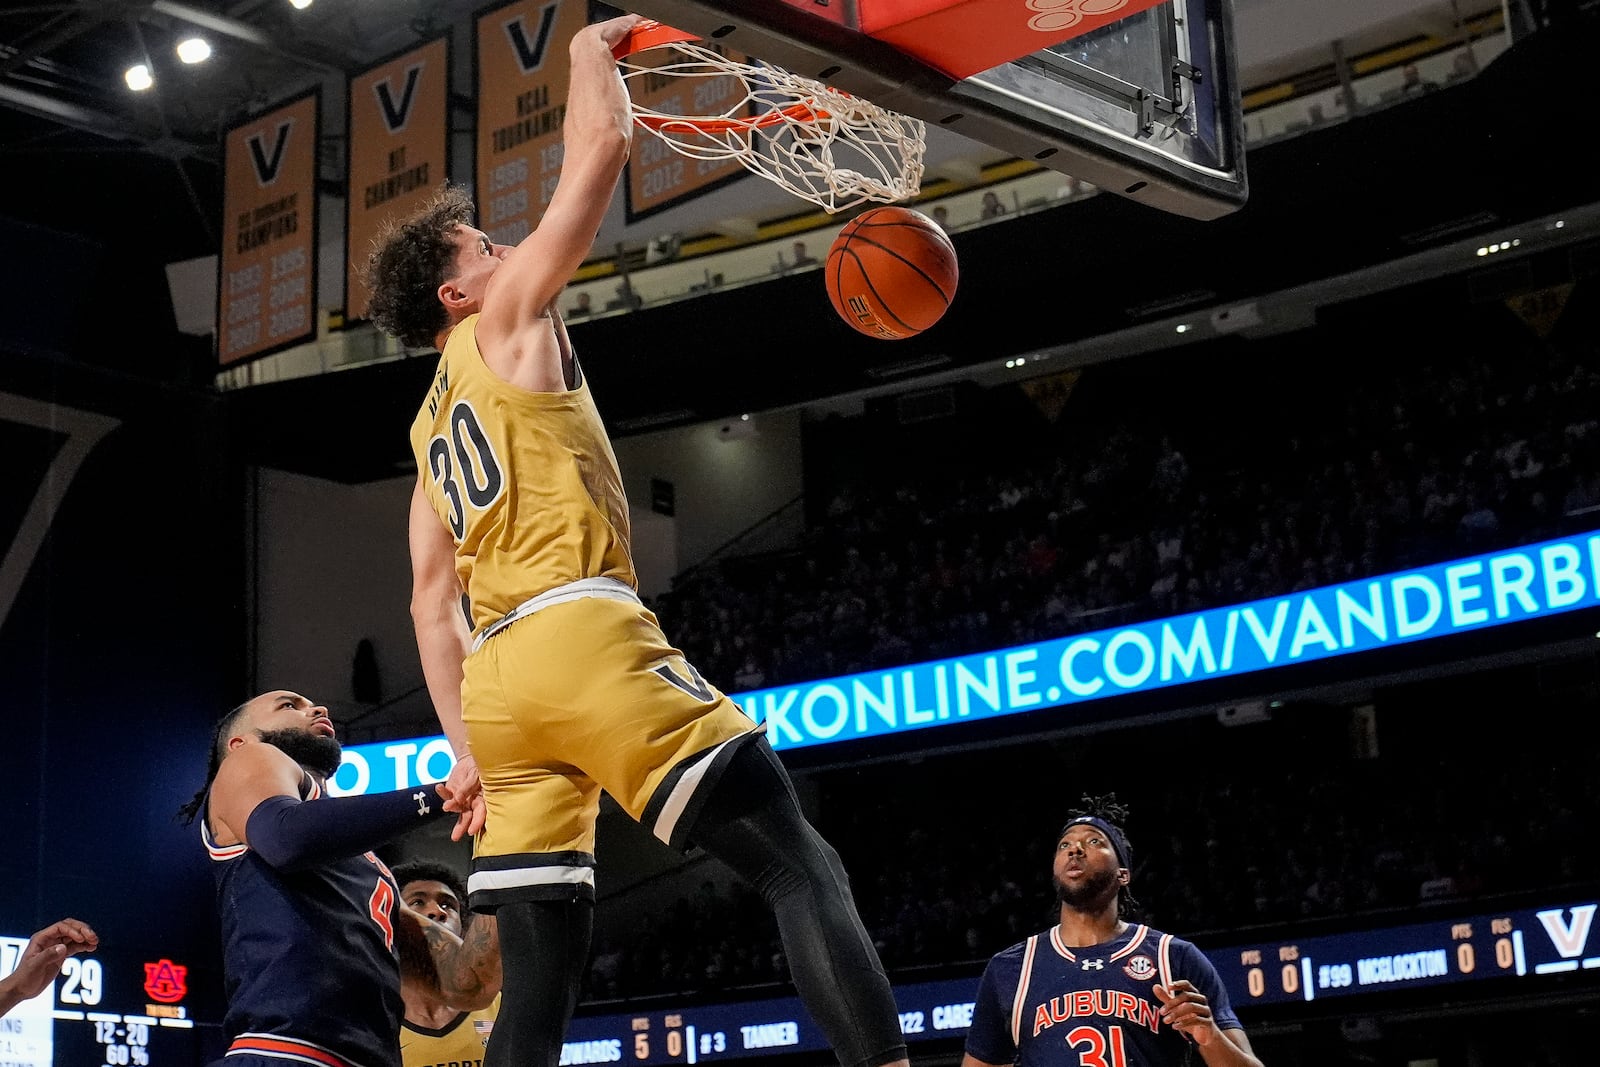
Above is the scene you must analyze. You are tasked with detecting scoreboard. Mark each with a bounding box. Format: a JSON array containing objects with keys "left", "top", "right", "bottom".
[
  {"left": 0, "top": 939, "right": 205, "bottom": 1067},
  {"left": 1211, "top": 899, "right": 1600, "bottom": 1006},
  {"left": 564, "top": 977, "right": 977, "bottom": 1067},
  {"left": 5, "top": 897, "right": 1595, "bottom": 1066},
  {"left": 563, "top": 896, "right": 1600, "bottom": 1065}
]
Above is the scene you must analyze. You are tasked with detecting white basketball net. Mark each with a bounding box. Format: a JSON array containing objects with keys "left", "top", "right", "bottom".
[{"left": 618, "top": 41, "right": 926, "bottom": 213}]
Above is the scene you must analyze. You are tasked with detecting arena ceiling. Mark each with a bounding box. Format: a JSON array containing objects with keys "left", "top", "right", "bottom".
[{"left": 1, "top": 0, "right": 1484, "bottom": 262}]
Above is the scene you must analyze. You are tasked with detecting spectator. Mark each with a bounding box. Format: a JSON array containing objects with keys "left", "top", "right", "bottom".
[
  {"left": 980, "top": 191, "right": 1007, "bottom": 219},
  {"left": 790, "top": 240, "right": 816, "bottom": 267}
]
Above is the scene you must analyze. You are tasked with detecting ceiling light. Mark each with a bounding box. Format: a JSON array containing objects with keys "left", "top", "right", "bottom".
[
  {"left": 176, "top": 37, "right": 211, "bottom": 63},
  {"left": 288, "top": 0, "right": 313, "bottom": 8},
  {"left": 125, "top": 64, "right": 153, "bottom": 91},
  {"left": 1175, "top": 323, "right": 1192, "bottom": 334}
]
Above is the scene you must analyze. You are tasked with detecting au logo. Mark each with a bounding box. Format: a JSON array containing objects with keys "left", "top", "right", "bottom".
[{"left": 144, "top": 959, "right": 189, "bottom": 1003}]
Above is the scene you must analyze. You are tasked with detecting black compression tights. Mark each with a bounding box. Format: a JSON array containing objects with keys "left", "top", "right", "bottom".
[
  {"left": 486, "top": 742, "right": 905, "bottom": 1067},
  {"left": 691, "top": 741, "right": 907, "bottom": 1067},
  {"left": 484, "top": 896, "right": 594, "bottom": 1067}
]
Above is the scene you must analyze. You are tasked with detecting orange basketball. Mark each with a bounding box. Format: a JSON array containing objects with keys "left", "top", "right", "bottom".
[{"left": 825, "top": 206, "right": 958, "bottom": 340}]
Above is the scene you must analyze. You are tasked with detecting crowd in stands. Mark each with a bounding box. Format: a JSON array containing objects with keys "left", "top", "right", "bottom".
[
  {"left": 651, "top": 302, "right": 1600, "bottom": 695},
  {"left": 578, "top": 297, "right": 1599, "bottom": 1006},
  {"left": 585, "top": 672, "right": 1600, "bottom": 1003}
]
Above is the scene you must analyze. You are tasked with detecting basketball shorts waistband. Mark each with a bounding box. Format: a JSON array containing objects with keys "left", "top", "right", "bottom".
[
  {"left": 226, "top": 1033, "right": 368, "bottom": 1067},
  {"left": 473, "top": 577, "right": 641, "bottom": 651}
]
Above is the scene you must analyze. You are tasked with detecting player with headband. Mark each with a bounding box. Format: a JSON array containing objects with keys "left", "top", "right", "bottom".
[{"left": 963, "top": 794, "right": 1265, "bottom": 1067}]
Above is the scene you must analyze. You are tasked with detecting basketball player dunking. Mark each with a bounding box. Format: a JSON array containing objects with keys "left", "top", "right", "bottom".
[
  {"left": 180, "top": 692, "right": 501, "bottom": 1067},
  {"left": 963, "top": 796, "right": 1264, "bottom": 1067},
  {"left": 362, "top": 14, "right": 908, "bottom": 1067}
]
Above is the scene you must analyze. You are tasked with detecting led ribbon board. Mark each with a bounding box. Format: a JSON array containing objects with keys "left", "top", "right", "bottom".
[{"left": 329, "top": 528, "right": 1600, "bottom": 794}]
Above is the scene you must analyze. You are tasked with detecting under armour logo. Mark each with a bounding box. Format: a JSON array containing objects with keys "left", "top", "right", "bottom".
[
  {"left": 413, "top": 791, "right": 430, "bottom": 816},
  {"left": 1081, "top": 959, "right": 1105, "bottom": 971}
]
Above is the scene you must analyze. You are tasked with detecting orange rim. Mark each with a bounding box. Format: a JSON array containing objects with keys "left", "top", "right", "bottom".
[{"left": 636, "top": 102, "right": 833, "bottom": 135}]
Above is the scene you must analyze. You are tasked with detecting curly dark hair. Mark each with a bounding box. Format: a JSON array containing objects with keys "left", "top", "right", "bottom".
[
  {"left": 392, "top": 859, "right": 472, "bottom": 929},
  {"left": 363, "top": 182, "right": 477, "bottom": 350}
]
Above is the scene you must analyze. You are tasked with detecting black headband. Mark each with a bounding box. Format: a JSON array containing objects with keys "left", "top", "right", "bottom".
[{"left": 1060, "top": 815, "right": 1133, "bottom": 873}]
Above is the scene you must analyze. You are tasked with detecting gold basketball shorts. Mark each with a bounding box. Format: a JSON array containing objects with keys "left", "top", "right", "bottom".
[{"left": 462, "top": 578, "right": 764, "bottom": 910}]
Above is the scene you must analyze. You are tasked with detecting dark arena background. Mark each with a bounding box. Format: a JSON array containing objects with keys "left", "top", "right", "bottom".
[{"left": 2, "top": 0, "right": 1598, "bottom": 1065}]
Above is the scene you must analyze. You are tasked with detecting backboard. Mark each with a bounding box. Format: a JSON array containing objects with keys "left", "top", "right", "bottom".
[{"left": 613, "top": 0, "right": 1248, "bottom": 219}]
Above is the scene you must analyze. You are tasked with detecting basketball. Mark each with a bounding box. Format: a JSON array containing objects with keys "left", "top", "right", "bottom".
[{"left": 825, "top": 206, "right": 958, "bottom": 340}]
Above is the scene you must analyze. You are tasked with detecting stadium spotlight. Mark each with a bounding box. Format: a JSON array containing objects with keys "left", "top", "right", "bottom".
[
  {"left": 176, "top": 37, "right": 211, "bottom": 63},
  {"left": 125, "top": 63, "right": 153, "bottom": 90}
]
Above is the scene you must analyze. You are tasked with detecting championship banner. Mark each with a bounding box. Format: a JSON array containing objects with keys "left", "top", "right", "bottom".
[
  {"left": 1506, "top": 283, "right": 1574, "bottom": 340},
  {"left": 218, "top": 90, "right": 319, "bottom": 366},
  {"left": 345, "top": 36, "right": 451, "bottom": 324},
  {"left": 475, "top": 0, "right": 587, "bottom": 246},
  {"left": 623, "top": 43, "right": 750, "bottom": 223}
]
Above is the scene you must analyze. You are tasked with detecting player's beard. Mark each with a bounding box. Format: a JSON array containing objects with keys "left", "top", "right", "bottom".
[
  {"left": 1053, "top": 866, "right": 1120, "bottom": 911},
  {"left": 258, "top": 728, "right": 343, "bottom": 779}
]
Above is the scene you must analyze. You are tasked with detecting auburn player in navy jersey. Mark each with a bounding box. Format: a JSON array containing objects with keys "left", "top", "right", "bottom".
[
  {"left": 179, "top": 691, "right": 500, "bottom": 1067},
  {"left": 362, "top": 14, "right": 907, "bottom": 1067},
  {"left": 964, "top": 796, "right": 1263, "bottom": 1067}
]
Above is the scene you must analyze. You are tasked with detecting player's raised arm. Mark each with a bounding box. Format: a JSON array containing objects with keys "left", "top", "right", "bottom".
[{"left": 474, "top": 14, "right": 641, "bottom": 358}]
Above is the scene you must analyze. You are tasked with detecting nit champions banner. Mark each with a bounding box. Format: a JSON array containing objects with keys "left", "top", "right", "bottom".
[
  {"left": 218, "top": 90, "right": 319, "bottom": 366},
  {"left": 475, "top": 0, "right": 588, "bottom": 246},
  {"left": 345, "top": 37, "right": 452, "bottom": 323}
]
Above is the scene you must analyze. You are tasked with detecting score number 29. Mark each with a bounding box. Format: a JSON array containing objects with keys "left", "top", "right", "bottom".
[{"left": 60, "top": 957, "right": 104, "bottom": 1004}]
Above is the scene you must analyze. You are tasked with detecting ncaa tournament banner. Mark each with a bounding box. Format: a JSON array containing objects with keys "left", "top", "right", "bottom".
[
  {"left": 345, "top": 36, "right": 452, "bottom": 324},
  {"left": 218, "top": 89, "right": 319, "bottom": 366},
  {"left": 474, "top": 0, "right": 588, "bottom": 246},
  {"left": 623, "top": 42, "right": 751, "bottom": 223}
]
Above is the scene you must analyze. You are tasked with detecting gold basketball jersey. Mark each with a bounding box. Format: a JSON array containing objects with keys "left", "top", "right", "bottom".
[
  {"left": 399, "top": 995, "right": 499, "bottom": 1067},
  {"left": 409, "top": 314, "right": 636, "bottom": 634}
]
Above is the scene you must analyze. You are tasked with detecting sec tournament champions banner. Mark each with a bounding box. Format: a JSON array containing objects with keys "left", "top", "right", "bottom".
[
  {"left": 624, "top": 44, "right": 749, "bottom": 222},
  {"left": 475, "top": 0, "right": 587, "bottom": 245},
  {"left": 218, "top": 90, "right": 319, "bottom": 366},
  {"left": 345, "top": 37, "right": 451, "bottom": 323}
]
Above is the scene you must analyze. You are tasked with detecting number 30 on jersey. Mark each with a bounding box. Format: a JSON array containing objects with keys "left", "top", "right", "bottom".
[{"left": 427, "top": 401, "right": 505, "bottom": 539}]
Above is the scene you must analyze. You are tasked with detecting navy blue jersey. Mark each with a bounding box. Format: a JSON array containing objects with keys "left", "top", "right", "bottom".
[
  {"left": 202, "top": 774, "right": 403, "bottom": 1067},
  {"left": 966, "top": 924, "right": 1241, "bottom": 1067}
]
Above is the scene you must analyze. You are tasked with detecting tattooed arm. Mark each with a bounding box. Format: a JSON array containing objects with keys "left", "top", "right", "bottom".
[{"left": 395, "top": 908, "right": 502, "bottom": 1011}]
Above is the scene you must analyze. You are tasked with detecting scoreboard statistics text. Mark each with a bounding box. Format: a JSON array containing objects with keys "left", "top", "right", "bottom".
[{"left": 0, "top": 939, "right": 202, "bottom": 1067}]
